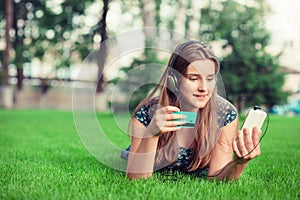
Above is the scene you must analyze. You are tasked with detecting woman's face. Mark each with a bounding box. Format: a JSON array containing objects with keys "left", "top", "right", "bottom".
[{"left": 179, "top": 59, "right": 216, "bottom": 112}]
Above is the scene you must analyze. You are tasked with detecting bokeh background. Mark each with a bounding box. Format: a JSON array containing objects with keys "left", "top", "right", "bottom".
[{"left": 0, "top": 0, "right": 299, "bottom": 114}]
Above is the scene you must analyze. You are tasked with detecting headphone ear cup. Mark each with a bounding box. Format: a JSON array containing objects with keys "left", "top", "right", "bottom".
[{"left": 167, "top": 75, "right": 178, "bottom": 92}]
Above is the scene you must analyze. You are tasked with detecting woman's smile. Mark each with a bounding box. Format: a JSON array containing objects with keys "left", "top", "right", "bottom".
[{"left": 193, "top": 93, "right": 208, "bottom": 101}]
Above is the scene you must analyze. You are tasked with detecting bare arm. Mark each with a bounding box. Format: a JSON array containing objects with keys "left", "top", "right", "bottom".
[
  {"left": 126, "top": 119, "right": 159, "bottom": 180},
  {"left": 126, "top": 106, "right": 186, "bottom": 180},
  {"left": 208, "top": 118, "right": 262, "bottom": 181}
]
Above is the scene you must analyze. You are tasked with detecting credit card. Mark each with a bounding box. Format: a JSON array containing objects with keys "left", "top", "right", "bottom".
[{"left": 173, "top": 111, "right": 197, "bottom": 128}]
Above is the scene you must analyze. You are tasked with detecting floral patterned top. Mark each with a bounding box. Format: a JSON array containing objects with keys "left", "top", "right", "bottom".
[{"left": 120, "top": 96, "right": 237, "bottom": 177}]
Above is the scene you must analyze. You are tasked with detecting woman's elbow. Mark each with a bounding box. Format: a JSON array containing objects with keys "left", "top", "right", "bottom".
[{"left": 126, "top": 172, "right": 153, "bottom": 181}]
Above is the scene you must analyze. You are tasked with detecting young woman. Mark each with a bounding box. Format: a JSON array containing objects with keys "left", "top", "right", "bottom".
[{"left": 121, "top": 40, "right": 261, "bottom": 181}]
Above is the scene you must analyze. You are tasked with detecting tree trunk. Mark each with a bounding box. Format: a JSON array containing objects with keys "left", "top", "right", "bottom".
[
  {"left": 141, "top": 0, "right": 156, "bottom": 28},
  {"left": 14, "top": 0, "right": 27, "bottom": 91},
  {"left": 154, "top": 0, "right": 162, "bottom": 28},
  {"left": 96, "top": 0, "right": 109, "bottom": 93},
  {"left": 140, "top": 0, "right": 157, "bottom": 58},
  {"left": 40, "top": 78, "right": 49, "bottom": 95},
  {"left": 3, "top": 0, "right": 14, "bottom": 86},
  {"left": 1, "top": 0, "right": 14, "bottom": 109},
  {"left": 17, "top": 67, "right": 23, "bottom": 90},
  {"left": 185, "top": 0, "right": 201, "bottom": 38},
  {"left": 238, "top": 93, "right": 246, "bottom": 112},
  {"left": 173, "top": 0, "right": 187, "bottom": 36}
]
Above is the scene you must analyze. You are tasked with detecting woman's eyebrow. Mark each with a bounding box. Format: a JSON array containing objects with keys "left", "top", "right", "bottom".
[
  {"left": 187, "top": 73, "right": 202, "bottom": 76},
  {"left": 187, "top": 73, "right": 215, "bottom": 77}
]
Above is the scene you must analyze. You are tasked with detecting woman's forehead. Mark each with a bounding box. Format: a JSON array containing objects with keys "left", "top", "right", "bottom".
[{"left": 186, "top": 60, "right": 215, "bottom": 75}]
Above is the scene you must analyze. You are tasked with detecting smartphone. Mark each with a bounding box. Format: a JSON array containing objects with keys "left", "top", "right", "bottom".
[{"left": 241, "top": 107, "right": 267, "bottom": 131}]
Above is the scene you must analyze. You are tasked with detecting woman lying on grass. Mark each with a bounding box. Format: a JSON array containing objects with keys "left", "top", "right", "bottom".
[{"left": 121, "top": 40, "right": 261, "bottom": 181}]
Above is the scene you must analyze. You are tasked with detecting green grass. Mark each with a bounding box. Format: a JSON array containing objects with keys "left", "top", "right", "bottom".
[{"left": 0, "top": 109, "right": 299, "bottom": 199}]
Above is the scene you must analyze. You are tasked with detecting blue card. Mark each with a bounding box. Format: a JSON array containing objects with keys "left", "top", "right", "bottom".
[{"left": 173, "top": 111, "right": 197, "bottom": 128}]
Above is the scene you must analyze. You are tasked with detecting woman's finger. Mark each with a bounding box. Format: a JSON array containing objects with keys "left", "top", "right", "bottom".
[
  {"left": 166, "top": 113, "right": 186, "bottom": 121},
  {"left": 232, "top": 138, "right": 242, "bottom": 158},
  {"left": 164, "top": 106, "right": 181, "bottom": 113},
  {"left": 164, "top": 119, "right": 187, "bottom": 127},
  {"left": 251, "top": 127, "right": 261, "bottom": 158},
  {"left": 237, "top": 130, "right": 248, "bottom": 157},
  {"left": 252, "top": 127, "right": 261, "bottom": 147},
  {"left": 157, "top": 126, "right": 182, "bottom": 135},
  {"left": 243, "top": 128, "right": 254, "bottom": 152}
]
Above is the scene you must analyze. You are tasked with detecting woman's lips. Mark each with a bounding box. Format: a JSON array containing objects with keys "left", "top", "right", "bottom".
[{"left": 193, "top": 94, "right": 207, "bottom": 100}]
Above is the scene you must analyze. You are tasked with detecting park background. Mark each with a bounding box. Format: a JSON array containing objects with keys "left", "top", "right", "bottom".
[
  {"left": 0, "top": 0, "right": 300, "bottom": 112},
  {"left": 0, "top": 0, "right": 299, "bottom": 199}
]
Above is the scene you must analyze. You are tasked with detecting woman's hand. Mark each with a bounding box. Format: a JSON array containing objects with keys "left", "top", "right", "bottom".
[
  {"left": 232, "top": 127, "right": 262, "bottom": 163},
  {"left": 147, "top": 106, "right": 186, "bottom": 137}
]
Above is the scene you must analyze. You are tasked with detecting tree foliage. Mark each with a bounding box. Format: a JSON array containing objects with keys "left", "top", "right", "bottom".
[
  {"left": 199, "top": 0, "right": 288, "bottom": 110},
  {"left": 0, "top": 0, "right": 100, "bottom": 89},
  {"left": 0, "top": 0, "right": 288, "bottom": 111},
  {"left": 110, "top": 52, "right": 167, "bottom": 112},
  {"left": 114, "top": 0, "right": 287, "bottom": 111},
  {"left": 111, "top": 0, "right": 166, "bottom": 112}
]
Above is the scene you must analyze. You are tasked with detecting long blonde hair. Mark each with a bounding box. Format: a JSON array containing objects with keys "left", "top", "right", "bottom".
[{"left": 132, "top": 41, "right": 220, "bottom": 172}]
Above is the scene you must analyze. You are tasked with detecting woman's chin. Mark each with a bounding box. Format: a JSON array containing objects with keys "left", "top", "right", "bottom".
[{"left": 181, "top": 103, "right": 207, "bottom": 111}]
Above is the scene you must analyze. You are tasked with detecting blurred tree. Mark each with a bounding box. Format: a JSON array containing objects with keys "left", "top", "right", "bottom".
[
  {"left": 109, "top": 0, "right": 165, "bottom": 111},
  {"left": 30, "top": 0, "right": 97, "bottom": 73},
  {"left": 96, "top": 0, "right": 109, "bottom": 93},
  {"left": 140, "top": 0, "right": 157, "bottom": 59},
  {"left": 12, "top": 0, "right": 32, "bottom": 91},
  {"left": 109, "top": 0, "right": 288, "bottom": 111},
  {"left": 109, "top": 59, "right": 166, "bottom": 112},
  {"left": 199, "top": 0, "right": 288, "bottom": 110},
  {"left": 0, "top": 3, "right": 3, "bottom": 82},
  {"left": 0, "top": 0, "right": 14, "bottom": 108},
  {"left": 1, "top": 0, "right": 107, "bottom": 93},
  {"left": 2, "top": 0, "right": 13, "bottom": 87},
  {"left": 173, "top": 0, "right": 187, "bottom": 36}
]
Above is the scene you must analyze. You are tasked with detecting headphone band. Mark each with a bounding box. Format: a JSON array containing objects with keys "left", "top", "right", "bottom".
[{"left": 169, "top": 40, "right": 206, "bottom": 69}]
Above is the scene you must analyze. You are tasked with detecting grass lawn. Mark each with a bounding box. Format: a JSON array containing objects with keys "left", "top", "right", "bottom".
[{"left": 0, "top": 109, "right": 299, "bottom": 199}]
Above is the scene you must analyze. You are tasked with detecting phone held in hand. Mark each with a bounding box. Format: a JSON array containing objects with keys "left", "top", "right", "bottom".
[{"left": 241, "top": 107, "right": 267, "bottom": 131}]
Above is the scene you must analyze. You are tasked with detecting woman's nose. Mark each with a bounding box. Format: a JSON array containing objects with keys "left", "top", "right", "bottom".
[{"left": 198, "top": 80, "right": 208, "bottom": 91}]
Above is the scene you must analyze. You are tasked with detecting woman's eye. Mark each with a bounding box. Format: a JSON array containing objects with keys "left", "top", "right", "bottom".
[
  {"left": 207, "top": 76, "right": 215, "bottom": 81},
  {"left": 189, "top": 77, "right": 198, "bottom": 81}
]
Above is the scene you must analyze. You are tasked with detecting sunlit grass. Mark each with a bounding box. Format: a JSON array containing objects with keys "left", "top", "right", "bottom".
[{"left": 0, "top": 110, "right": 299, "bottom": 199}]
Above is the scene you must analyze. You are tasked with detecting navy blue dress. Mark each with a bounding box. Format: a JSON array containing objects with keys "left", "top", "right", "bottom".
[{"left": 121, "top": 96, "right": 237, "bottom": 177}]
